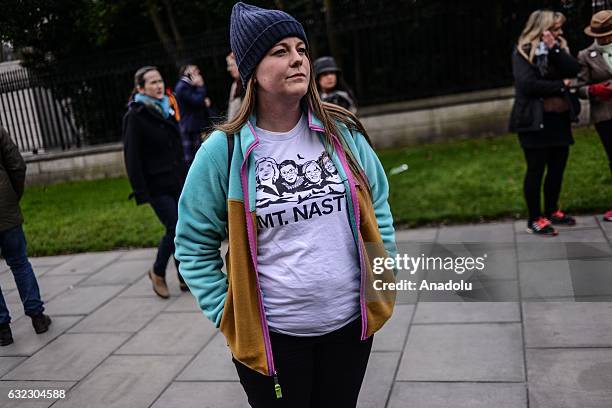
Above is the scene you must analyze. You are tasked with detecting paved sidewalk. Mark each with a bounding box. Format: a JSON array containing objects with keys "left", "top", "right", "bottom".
[{"left": 0, "top": 215, "right": 611, "bottom": 407}]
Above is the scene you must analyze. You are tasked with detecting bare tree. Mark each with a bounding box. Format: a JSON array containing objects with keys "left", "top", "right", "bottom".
[{"left": 146, "top": 0, "right": 184, "bottom": 65}]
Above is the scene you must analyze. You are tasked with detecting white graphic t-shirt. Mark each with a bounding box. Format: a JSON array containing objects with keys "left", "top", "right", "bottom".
[{"left": 253, "top": 115, "right": 360, "bottom": 336}]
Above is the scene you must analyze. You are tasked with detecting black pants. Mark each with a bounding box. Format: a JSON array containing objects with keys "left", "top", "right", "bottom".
[
  {"left": 522, "top": 146, "right": 570, "bottom": 222},
  {"left": 595, "top": 119, "right": 612, "bottom": 176},
  {"left": 233, "top": 318, "right": 372, "bottom": 408},
  {"left": 148, "top": 191, "right": 181, "bottom": 278}
]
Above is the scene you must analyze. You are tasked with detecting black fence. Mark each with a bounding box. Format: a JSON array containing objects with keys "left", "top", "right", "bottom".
[{"left": 0, "top": 0, "right": 597, "bottom": 154}]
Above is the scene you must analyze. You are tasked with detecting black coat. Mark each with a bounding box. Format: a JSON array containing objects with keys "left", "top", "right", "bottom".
[
  {"left": 0, "top": 127, "right": 25, "bottom": 231},
  {"left": 509, "top": 44, "right": 581, "bottom": 134},
  {"left": 122, "top": 102, "right": 187, "bottom": 205}
]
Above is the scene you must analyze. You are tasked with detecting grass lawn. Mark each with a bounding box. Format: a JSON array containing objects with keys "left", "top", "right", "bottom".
[{"left": 21, "top": 127, "right": 611, "bottom": 256}]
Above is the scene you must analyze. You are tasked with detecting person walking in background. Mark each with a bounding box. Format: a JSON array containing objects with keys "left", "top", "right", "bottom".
[
  {"left": 313, "top": 56, "right": 357, "bottom": 114},
  {"left": 509, "top": 10, "right": 581, "bottom": 236},
  {"left": 226, "top": 52, "right": 244, "bottom": 121},
  {"left": 0, "top": 126, "right": 52, "bottom": 346},
  {"left": 174, "top": 64, "right": 213, "bottom": 166},
  {"left": 123, "top": 66, "right": 188, "bottom": 298},
  {"left": 175, "top": 2, "right": 396, "bottom": 406},
  {"left": 576, "top": 10, "right": 612, "bottom": 222}
]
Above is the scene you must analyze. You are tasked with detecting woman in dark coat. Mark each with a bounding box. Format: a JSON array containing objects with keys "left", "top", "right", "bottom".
[
  {"left": 509, "top": 10, "right": 581, "bottom": 236},
  {"left": 123, "top": 66, "right": 188, "bottom": 298}
]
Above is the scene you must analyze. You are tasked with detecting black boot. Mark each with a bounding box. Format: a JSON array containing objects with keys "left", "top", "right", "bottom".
[
  {"left": 31, "top": 313, "right": 52, "bottom": 334},
  {"left": 0, "top": 324, "right": 13, "bottom": 346}
]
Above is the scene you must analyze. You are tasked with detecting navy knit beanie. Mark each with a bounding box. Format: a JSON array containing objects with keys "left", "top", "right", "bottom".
[{"left": 230, "top": 2, "right": 308, "bottom": 85}]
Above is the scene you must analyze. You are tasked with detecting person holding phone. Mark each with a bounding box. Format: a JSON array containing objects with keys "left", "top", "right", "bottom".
[
  {"left": 174, "top": 64, "right": 213, "bottom": 166},
  {"left": 509, "top": 10, "right": 581, "bottom": 236},
  {"left": 576, "top": 10, "right": 612, "bottom": 222}
]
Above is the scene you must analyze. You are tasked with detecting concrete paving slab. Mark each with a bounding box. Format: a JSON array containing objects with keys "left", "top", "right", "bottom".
[
  {"left": 79, "top": 259, "right": 151, "bottom": 287},
  {"left": 0, "top": 381, "right": 76, "bottom": 408},
  {"left": 164, "top": 293, "right": 200, "bottom": 312},
  {"left": 53, "top": 355, "right": 190, "bottom": 408},
  {"left": 599, "top": 217, "right": 612, "bottom": 239},
  {"left": 437, "top": 222, "right": 514, "bottom": 243},
  {"left": 151, "top": 382, "right": 249, "bottom": 408},
  {"left": 388, "top": 382, "right": 527, "bottom": 408},
  {"left": 68, "top": 297, "right": 167, "bottom": 333},
  {"left": 395, "top": 227, "right": 437, "bottom": 242},
  {"left": 527, "top": 348, "right": 612, "bottom": 408},
  {"left": 44, "top": 285, "right": 125, "bottom": 316},
  {"left": 520, "top": 258, "right": 612, "bottom": 299},
  {"left": 3, "top": 333, "right": 130, "bottom": 381},
  {"left": 413, "top": 302, "right": 520, "bottom": 324},
  {"left": 45, "top": 252, "right": 119, "bottom": 276},
  {"left": 3, "top": 303, "right": 24, "bottom": 323},
  {"left": 523, "top": 302, "right": 612, "bottom": 347},
  {"left": 357, "top": 352, "right": 400, "bottom": 408},
  {"left": 0, "top": 267, "right": 53, "bottom": 292},
  {"left": 0, "top": 358, "right": 26, "bottom": 378},
  {"left": 372, "top": 305, "right": 414, "bottom": 351},
  {"left": 117, "top": 248, "right": 156, "bottom": 261},
  {"left": 29, "top": 255, "right": 74, "bottom": 268},
  {"left": 417, "top": 277, "right": 519, "bottom": 302},
  {"left": 397, "top": 323, "right": 524, "bottom": 381},
  {"left": 176, "top": 332, "right": 237, "bottom": 381},
  {"left": 3, "top": 275, "right": 87, "bottom": 306},
  {"left": 0, "top": 316, "right": 81, "bottom": 357},
  {"left": 516, "top": 228, "right": 611, "bottom": 261},
  {"left": 115, "top": 312, "right": 216, "bottom": 356}
]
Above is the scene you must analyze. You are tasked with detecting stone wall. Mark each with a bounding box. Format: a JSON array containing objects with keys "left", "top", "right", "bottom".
[{"left": 25, "top": 144, "right": 125, "bottom": 185}]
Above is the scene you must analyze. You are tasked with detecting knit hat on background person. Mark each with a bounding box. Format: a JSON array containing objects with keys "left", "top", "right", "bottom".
[
  {"left": 314, "top": 56, "right": 341, "bottom": 77},
  {"left": 230, "top": 2, "right": 308, "bottom": 85}
]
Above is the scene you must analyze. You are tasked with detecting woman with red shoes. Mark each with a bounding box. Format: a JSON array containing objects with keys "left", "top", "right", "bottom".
[
  {"left": 576, "top": 10, "right": 612, "bottom": 223},
  {"left": 509, "top": 10, "right": 581, "bottom": 236}
]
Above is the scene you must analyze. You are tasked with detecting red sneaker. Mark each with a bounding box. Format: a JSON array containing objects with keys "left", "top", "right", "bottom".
[
  {"left": 527, "top": 217, "right": 558, "bottom": 236},
  {"left": 604, "top": 210, "right": 612, "bottom": 222},
  {"left": 549, "top": 210, "right": 576, "bottom": 226}
]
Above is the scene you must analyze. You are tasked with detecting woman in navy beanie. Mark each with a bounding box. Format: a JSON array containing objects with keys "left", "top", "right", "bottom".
[{"left": 175, "top": 2, "right": 396, "bottom": 407}]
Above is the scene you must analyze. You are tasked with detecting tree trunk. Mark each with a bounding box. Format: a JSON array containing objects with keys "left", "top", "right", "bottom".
[
  {"left": 161, "top": 0, "right": 184, "bottom": 61},
  {"left": 146, "top": 0, "right": 178, "bottom": 64},
  {"left": 323, "top": 0, "right": 340, "bottom": 65}
]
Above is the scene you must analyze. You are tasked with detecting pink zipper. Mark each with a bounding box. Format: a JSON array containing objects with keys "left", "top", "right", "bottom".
[
  {"left": 240, "top": 122, "right": 277, "bottom": 379},
  {"left": 309, "top": 118, "right": 368, "bottom": 341}
]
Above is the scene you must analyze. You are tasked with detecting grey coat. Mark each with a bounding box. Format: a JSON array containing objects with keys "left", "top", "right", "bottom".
[
  {"left": 0, "top": 127, "right": 26, "bottom": 232},
  {"left": 576, "top": 41, "right": 612, "bottom": 124}
]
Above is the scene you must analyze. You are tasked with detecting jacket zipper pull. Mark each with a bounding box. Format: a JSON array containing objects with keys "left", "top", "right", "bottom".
[{"left": 274, "top": 374, "right": 282, "bottom": 399}]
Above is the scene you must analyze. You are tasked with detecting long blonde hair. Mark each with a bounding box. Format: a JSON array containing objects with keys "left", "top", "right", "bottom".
[
  {"left": 517, "top": 10, "right": 569, "bottom": 63},
  {"left": 216, "top": 57, "right": 373, "bottom": 196}
]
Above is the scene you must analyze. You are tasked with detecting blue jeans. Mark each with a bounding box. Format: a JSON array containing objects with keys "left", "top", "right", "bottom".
[
  {"left": 149, "top": 192, "right": 181, "bottom": 277},
  {"left": 0, "top": 225, "right": 44, "bottom": 324}
]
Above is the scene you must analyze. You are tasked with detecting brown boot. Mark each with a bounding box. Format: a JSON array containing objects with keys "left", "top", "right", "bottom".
[{"left": 148, "top": 269, "right": 170, "bottom": 299}]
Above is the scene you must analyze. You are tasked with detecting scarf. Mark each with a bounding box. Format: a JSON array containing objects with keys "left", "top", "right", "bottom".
[{"left": 134, "top": 93, "right": 171, "bottom": 119}]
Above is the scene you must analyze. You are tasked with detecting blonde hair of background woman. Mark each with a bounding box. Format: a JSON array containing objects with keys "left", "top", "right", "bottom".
[
  {"left": 518, "top": 10, "right": 569, "bottom": 63},
  {"left": 216, "top": 56, "right": 373, "bottom": 196}
]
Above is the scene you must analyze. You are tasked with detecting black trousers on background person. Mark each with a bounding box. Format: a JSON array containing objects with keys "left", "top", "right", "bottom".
[
  {"left": 522, "top": 146, "right": 570, "bottom": 222},
  {"left": 148, "top": 190, "right": 182, "bottom": 279},
  {"left": 595, "top": 118, "right": 612, "bottom": 176},
  {"left": 233, "top": 318, "right": 372, "bottom": 408}
]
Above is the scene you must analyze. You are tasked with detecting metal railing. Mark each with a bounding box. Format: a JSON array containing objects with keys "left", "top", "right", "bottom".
[{"left": 0, "top": 0, "right": 595, "bottom": 154}]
